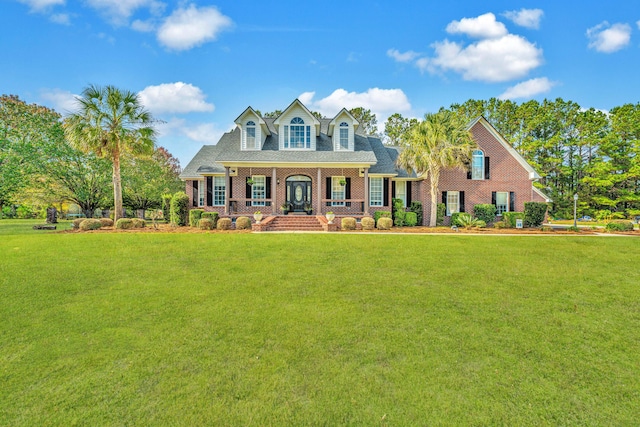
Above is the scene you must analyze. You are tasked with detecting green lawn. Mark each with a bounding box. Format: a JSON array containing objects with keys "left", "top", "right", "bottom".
[{"left": 1, "top": 221, "right": 639, "bottom": 425}]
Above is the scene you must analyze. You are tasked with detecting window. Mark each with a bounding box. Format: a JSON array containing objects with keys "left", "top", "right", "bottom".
[
  {"left": 395, "top": 181, "right": 406, "bottom": 207},
  {"left": 370, "top": 177, "right": 383, "bottom": 206},
  {"left": 213, "top": 176, "right": 225, "bottom": 206},
  {"left": 496, "top": 191, "right": 509, "bottom": 214},
  {"left": 198, "top": 181, "right": 205, "bottom": 206},
  {"left": 446, "top": 191, "right": 459, "bottom": 215},
  {"left": 246, "top": 121, "right": 256, "bottom": 149},
  {"left": 332, "top": 176, "right": 345, "bottom": 206},
  {"left": 472, "top": 150, "right": 484, "bottom": 180},
  {"left": 252, "top": 176, "right": 266, "bottom": 206},
  {"left": 339, "top": 122, "right": 349, "bottom": 150},
  {"left": 284, "top": 117, "right": 311, "bottom": 149}
]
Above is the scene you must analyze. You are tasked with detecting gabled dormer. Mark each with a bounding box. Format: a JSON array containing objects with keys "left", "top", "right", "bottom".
[
  {"left": 273, "top": 99, "right": 321, "bottom": 150},
  {"left": 328, "top": 108, "right": 359, "bottom": 151},
  {"left": 234, "top": 107, "right": 271, "bottom": 150}
]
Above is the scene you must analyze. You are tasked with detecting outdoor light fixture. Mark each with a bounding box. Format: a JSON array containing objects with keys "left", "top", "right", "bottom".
[{"left": 573, "top": 193, "right": 579, "bottom": 228}]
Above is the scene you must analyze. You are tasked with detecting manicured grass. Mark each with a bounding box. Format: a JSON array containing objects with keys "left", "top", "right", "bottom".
[
  {"left": 0, "top": 219, "right": 72, "bottom": 235},
  {"left": 1, "top": 224, "right": 639, "bottom": 425}
]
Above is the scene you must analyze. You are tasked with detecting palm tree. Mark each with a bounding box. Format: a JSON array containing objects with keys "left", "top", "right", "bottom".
[
  {"left": 64, "top": 85, "right": 157, "bottom": 222},
  {"left": 397, "top": 111, "right": 477, "bottom": 226}
]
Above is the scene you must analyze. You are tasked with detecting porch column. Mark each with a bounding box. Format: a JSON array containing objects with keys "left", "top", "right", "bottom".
[
  {"left": 272, "top": 167, "right": 277, "bottom": 215},
  {"left": 364, "top": 167, "right": 369, "bottom": 215},
  {"left": 224, "top": 166, "right": 230, "bottom": 215},
  {"left": 317, "top": 168, "right": 322, "bottom": 214}
]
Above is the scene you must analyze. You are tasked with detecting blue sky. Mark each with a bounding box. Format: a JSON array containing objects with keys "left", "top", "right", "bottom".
[{"left": 2, "top": 1, "right": 639, "bottom": 166}]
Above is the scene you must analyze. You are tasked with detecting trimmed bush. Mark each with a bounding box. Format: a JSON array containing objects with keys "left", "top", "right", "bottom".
[
  {"left": 451, "top": 212, "right": 464, "bottom": 227},
  {"left": 361, "top": 216, "right": 375, "bottom": 230},
  {"left": 131, "top": 218, "right": 146, "bottom": 228},
  {"left": 502, "top": 212, "right": 525, "bottom": 228},
  {"left": 473, "top": 204, "right": 497, "bottom": 224},
  {"left": 373, "top": 211, "right": 391, "bottom": 223},
  {"left": 524, "top": 202, "right": 548, "bottom": 227},
  {"left": 377, "top": 217, "right": 393, "bottom": 230},
  {"left": 201, "top": 212, "right": 219, "bottom": 228},
  {"left": 116, "top": 218, "right": 134, "bottom": 229},
  {"left": 170, "top": 192, "right": 190, "bottom": 226},
  {"left": 198, "top": 218, "right": 215, "bottom": 230},
  {"left": 405, "top": 211, "right": 418, "bottom": 227},
  {"left": 341, "top": 217, "right": 357, "bottom": 230},
  {"left": 605, "top": 220, "right": 634, "bottom": 232},
  {"left": 72, "top": 218, "right": 86, "bottom": 229},
  {"left": 409, "top": 201, "right": 423, "bottom": 226},
  {"left": 99, "top": 218, "right": 114, "bottom": 227},
  {"left": 189, "top": 209, "right": 204, "bottom": 227},
  {"left": 217, "top": 218, "right": 232, "bottom": 230},
  {"left": 79, "top": 218, "right": 102, "bottom": 231},
  {"left": 392, "top": 198, "right": 405, "bottom": 227},
  {"left": 436, "top": 203, "right": 446, "bottom": 226},
  {"left": 235, "top": 216, "right": 251, "bottom": 230},
  {"left": 493, "top": 220, "right": 509, "bottom": 229},
  {"left": 162, "top": 194, "right": 172, "bottom": 223}
]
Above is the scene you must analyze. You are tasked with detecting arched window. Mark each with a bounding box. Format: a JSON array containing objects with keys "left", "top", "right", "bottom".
[
  {"left": 284, "top": 117, "right": 311, "bottom": 149},
  {"left": 472, "top": 150, "right": 484, "bottom": 180},
  {"left": 246, "top": 121, "right": 256, "bottom": 149},
  {"left": 339, "top": 122, "right": 349, "bottom": 150}
]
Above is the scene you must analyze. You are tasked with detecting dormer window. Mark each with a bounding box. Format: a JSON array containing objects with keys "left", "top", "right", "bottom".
[
  {"left": 339, "top": 122, "right": 349, "bottom": 150},
  {"left": 246, "top": 121, "right": 257, "bottom": 149},
  {"left": 284, "top": 117, "right": 311, "bottom": 149}
]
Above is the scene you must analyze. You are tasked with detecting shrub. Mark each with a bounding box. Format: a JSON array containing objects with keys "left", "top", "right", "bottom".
[
  {"left": 524, "top": 202, "right": 548, "bottom": 227},
  {"left": 373, "top": 211, "right": 391, "bottom": 223},
  {"left": 455, "top": 213, "right": 485, "bottom": 229},
  {"left": 72, "top": 218, "right": 86, "bottom": 229},
  {"left": 567, "top": 226, "right": 581, "bottom": 232},
  {"left": 377, "top": 217, "right": 393, "bottom": 230},
  {"left": 392, "top": 198, "right": 405, "bottom": 227},
  {"left": 473, "top": 204, "right": 497, "bottom": 224},
  {"left": 116, "top": 218, "right": 134, "bottom": 229},
  {"left": 436, "top": 203, "right": 446, "bottom": 226},
  {"left": 235, "top": 216, "right": 251, "bottom": 230},
  {"left": 502, "top": 212, "right": 525, "bottom": 228},
  {"left": 79, "top": 218, "right": 102, "bottom": 231},
  {"left": 405, "top": 211, "right": 418, "bottom": 227},
  {"left": 189, "top": 209, "right": 204, "bottom": 227},
  {"left": 217, "top": 218, "right": 232, "bottom": 230},
  {"left": 201, "top": 212, "right": 219, "bottom": 227},
  {"left": 162, "top": 194, "right": 172, "bottom": 223},
  {"left": 493, "top": 220, "right": 508, "bottom": 229},
  {"left": 341, "top": 217, "right": 357, "bottom": 230},
  {"left": 605, "top": 220, "right": 634, "bottom": 232},
  {"left": 394, "top": 211, "right": 406, "bottom": 227},
  {"left": 131, "top": 218, "right": 146, "bottom": 228},
  {"left": 170, "top": 192, "right": 190, "bottom": 226},
  {"left": 99, "top": 218, "right": 114, "bottom": 227},
  {"left": 451, "top": 212, "right": 464, "bottom": 227},
  {"left": 408, "top": 201, "right": 423, "bottom": 226},
  {"left": 361, "top": 216, "right": 375, "bottom": 230},
  {"left": 198, "top": 218, "right": 215, "bottom": 230}
]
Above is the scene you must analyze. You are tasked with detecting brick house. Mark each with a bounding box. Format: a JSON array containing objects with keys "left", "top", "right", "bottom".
[{"left": 180, "top": 99, "right": 549, "bottom": 228}]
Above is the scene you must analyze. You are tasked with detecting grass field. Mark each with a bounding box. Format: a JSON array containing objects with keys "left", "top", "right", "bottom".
[{"left": 1, "top": 220, "right": 639, "bottom": 425}]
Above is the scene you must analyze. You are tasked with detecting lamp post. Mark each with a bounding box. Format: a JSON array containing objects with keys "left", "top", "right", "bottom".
[{"left": 573, "top": 193, "right": 578, "bottom": 228}]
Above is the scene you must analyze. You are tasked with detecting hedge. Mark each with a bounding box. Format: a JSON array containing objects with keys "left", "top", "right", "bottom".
[
  {"left": 502, "top": 212, "right": 525, "bottom": 228},
  {"left": 217, "top": 218, "right": 232, "bottom": 230},
  {"left": 374, "top": 211, "right": 391, "bottom": 223},
  {"left": 404, "top": 211, "right": 418, "bottom": 227},
  {"left": 79, "top": 218, "right": 102, "bottom": 231},
  {"left": 116, "top": 218, "right": 134, "bottom": 230},
  {"left": 189, "top": 209, "right": 204, "bottom": 227},
  {"left": 170, "top": 192, "right": 190, "bottom": 226},
  {"left": 436, "top": 203, "right": 446, "bottom": 226},
  {"left": 524, "top": 202, "right": 548, "bottom": 227},
  {"left": 409, "top": 201, "right": 423, "bottom": 226},
  {"left": 198, "top": 218, "right": 216, "bottom": 230},
  {"left": 235, "top": 216, "right": 251, "bottom": 230},
  {"left": 473, "top": 204, "right": 497, "bottom": 224},
  {"left": 361, "top": 216, "right": 375, "bottom": 230},
  {"left": 605, "top": 220, "right": 634, "bottom": 232},
  {"left": 341, "top": 217, "right": 357, "bottom": 230},
  {"left": 377, "top": 217, "right": 393, "bottom": 230},
  {"left": 201, "top": 212, "right": 219, "bottom": 228}
]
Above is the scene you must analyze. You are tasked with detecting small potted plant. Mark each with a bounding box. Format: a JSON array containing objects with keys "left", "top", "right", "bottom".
[
  {"left": 339, "top": 178, "right": 347, "bottom": 186},
  {"left": 246, "top": 178, "right": 255, "bottom": 186},
  {"left": 325, "top": 211, "right": 335, "bottom": 224},
  {"left": 280, "top": 203, "right": 289, "bottom": 215},
  {"left": 304, "top": 202, "right": 313, "bottom": 215},
  {"left": 253, "top": 210, "right": 263, "bottom": 223}
]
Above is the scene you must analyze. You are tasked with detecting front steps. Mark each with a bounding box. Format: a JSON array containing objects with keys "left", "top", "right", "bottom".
[{"left": 263, "top": 214, "right": 323, "bottom": 232}]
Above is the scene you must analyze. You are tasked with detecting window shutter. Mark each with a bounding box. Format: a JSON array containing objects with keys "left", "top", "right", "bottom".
[
  {"left": 391, "top": 180, "right": 396, "bottom": 198},
  {"left": 245, "top": 177, "right": 252, "bottom": 206},
  {"left": 229, "top": 177, "right": 233, "bottom": 198},
  {"left": 192, "top": 180, "right": 198, "bottom": 207},
  {"left": 407, "top": 181, "right": 412, "bottom": 206},
  {"left": 206, "top": 176, "right": 213, "bottom": 206},
  {"left": 345, "top": 178, "right": 351, "bottom": 207},
  {"left": 485, "top": 157, "right": 490, "bottom": 180},
  {"left": 266, "top": 177, "right": 272, "bottom": 206},
  {"left": 326, "top": 177, "right": 332, "bottom": 207},
  {"left": 442, "top": 191, "right": 446, "bottom": 205},
  {"left": 460, "top": 191, "right": 465, "bottom": 213},
  {"left": 491, "top": 191, "right": 496, "bottom": 208},
  {"left": 383, "top": 178, "right": 389, "bottom": 207},
  {"left": 466, "top": 160, "right": 471, "bottom": 179},
  {"left": 509, "top": 191, "right": 515, "bottom": 212},
  {"left": 467, "top": 169, "right": 472, "bottom": 180}
]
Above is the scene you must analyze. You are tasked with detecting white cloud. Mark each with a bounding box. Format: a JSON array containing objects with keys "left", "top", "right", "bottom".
[
  {"left": 298, "top": 91, "right": 315, "bottom": 105},
  {"left": 425, "top": 34, "right": 543, "bottom": 82},
  {"left": 85, "top": 0, "right": 165, "bottom": 26},
  {"left": 587, "top": 22, "right": 632, "bottom": 53},
  {"left": 446, "top": 13, "right": 507, "bottom": 39},
  {"left": 18, "top": 0, "right": 64, "bottom": 12},
  {"left": 49, "top": 12, "right": 70, "bottom": 25},
  {"left": 39, "top": 88, "right": 79, "bottom": 114},
  {"left": 131, "top": 19, "right": 155, "bottom": 32},
  {"left": 637, "top": 20, "right": 640, "bottom": 30},
  {"left": 157, "top": 4, "right": 232, "bottom": 51},
  {"left": 301, "top": 88, "right": 411, "bottom": 117},
  {"left": 503, "top": 9, "right": 544, "bottom": 29},
  {"left": 182, "top": 122, "right": 223, "bottom": 144},
  {"left": 387, "top": 49, "right": 421, "bottom": 63},
  {"left": 138, "top": 82, "right": 214, "bottom": 115},
  {"left": 498, "top": 77, "right": 556, "bottom": 100}
]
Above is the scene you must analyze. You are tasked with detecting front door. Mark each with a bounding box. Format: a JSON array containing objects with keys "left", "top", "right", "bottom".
[{"left": 286, "top": 176, "right": 312, "bottom": 212}]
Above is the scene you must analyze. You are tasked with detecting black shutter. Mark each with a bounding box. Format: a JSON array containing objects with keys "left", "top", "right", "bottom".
[
  {"left": 383, "top": 178, "right": 389, "bottom": 207},
  {"left": 245, "top": 177, "right": 252, "bottom": 207},
  {"left": 491, "top": 191, "right": 497, "bottom": 208},
  {"left": 407, "top": 181, "right": 412, "bottom": 206},
  {"left": 442, "top": 191, "right": 447, "bottom": 205},
  {"left": 229, "top": 176, "right": 233, "bottom": 198},
  {"left": 460, "top": 191, "right": 465, "bottom": 213},
  {"left": 326, "top": 177, "right": 332, "bottom": 207},
  {"left": 266, "top": 177, "right": 272, "bottom": 207},
  {"left": 206, "top": 176, "right": 213, "bottom": 206},
  {"left": 485, "top": 157, "right": 490, "bottom": 180},
  {"left": 391, "top": 180, "right": 396, "bottom": 198},
  {"left": 345, "top": 177, "right": 351, "bottom": 207},
  {"left": 467, "top": 169, "right": 472, "bottom": 179},
  {"left": 192, "top": 180, "right": 198, "bottom": 207},
  {"left": 509, "top": 191, "right": 515, "bottom": 212}
]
